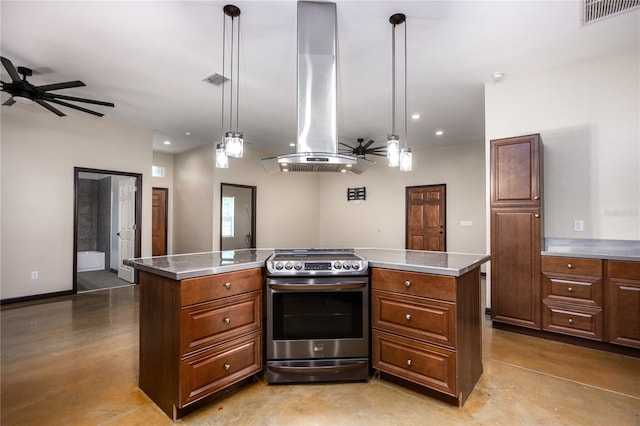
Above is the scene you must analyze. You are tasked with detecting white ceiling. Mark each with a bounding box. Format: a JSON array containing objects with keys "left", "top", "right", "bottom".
[{"left": 1, "top": 1, "right": 638, "bottom": 155}]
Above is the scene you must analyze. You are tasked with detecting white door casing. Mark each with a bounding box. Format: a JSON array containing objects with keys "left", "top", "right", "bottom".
[{"left": 118, "top": 177, "right": 136, "bottom": 283}]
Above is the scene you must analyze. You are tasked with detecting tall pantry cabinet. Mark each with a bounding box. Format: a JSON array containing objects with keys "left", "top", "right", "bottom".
[{"left": 490, "top": 134, "right": 543, "bottom": 329}]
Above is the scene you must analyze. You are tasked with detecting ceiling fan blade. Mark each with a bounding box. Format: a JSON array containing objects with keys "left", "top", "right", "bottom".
[
  {"left": 368, "top": 152, "right": 388, "bottom": 157},
  {"left": 3, "top": 97, "right": 16, "bottom": 106},
  {"left": 44, "top": 93, "right": 114, "bottom": 107},
  {"left": 1, "top": 57, "right": 21, "bottom": 82},
  {"left": 47, "top": 99, "right": 104, "bottom": 117},
  {"left": 339, "top": 142, "right": 356, "bottom": 149},
  {"left": 36, "top": 100, "right": 66, "bottom": 116},
  {"left": 37, "top": 80, "right": 86, "bottom": 92},
  {"left": 363, "top": 140, "right": 375, "bottom": 149}
]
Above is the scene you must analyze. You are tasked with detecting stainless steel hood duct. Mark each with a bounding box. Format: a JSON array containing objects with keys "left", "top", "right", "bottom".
[{"left": 261, "top": 1, "right": 374, "bottom": 174}]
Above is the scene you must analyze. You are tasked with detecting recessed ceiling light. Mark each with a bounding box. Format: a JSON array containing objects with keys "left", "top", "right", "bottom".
[
  {"left": 185, "top": 131, "right": 191, "bottom": 136},
  {"left": 435, "top": 130, "right": 444, "bottom": 136},
  {"left": 411, "top": 113, "right": 421, "bottom": 120},
  {"left": 289, "top": 143, "right": 296, "bottom": 147},
  {"left": 491, "top": 72, "right": 505, "bottom": 82},
  {"left": 163, "top": 140, "right": 171, "bottom": 145}
]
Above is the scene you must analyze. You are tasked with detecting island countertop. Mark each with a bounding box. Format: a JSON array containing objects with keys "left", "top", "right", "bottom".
[{"left": 125, "top": 248, "right": 490, "bottom": 280}]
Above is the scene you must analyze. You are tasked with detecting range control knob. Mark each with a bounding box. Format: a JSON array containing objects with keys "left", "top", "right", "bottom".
[
  {"left": 294, "top": 262, "right": 302, "bottom": 270},
  {"left": 342, "top": 262, "right": 351, "bottom": 270},
  {"left": 285, "top": 262, "right": 293, "bottom": 270},
  {"left": 275, "top": 262, "right": 284, "bottom": 270},
  {"left": 352, "top": 262, "right": 360, "bottom": 270},
  {"left": 333, "top": 262, "right": 342, "bottom": 269}
]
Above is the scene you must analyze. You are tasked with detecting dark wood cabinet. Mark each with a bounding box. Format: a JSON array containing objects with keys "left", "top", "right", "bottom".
[
  {"left": 371, "top": 267, "right": 482, "bottom": 407},
  {"left": 490, "top": 134, "right": 543, "bottom": 329},
  {"left": 608, "top": 260, "right": 640, "bottom": 349},
  {"left": 541, "top": 256, "right": 604, "bottom": 341},
  {"left": 139, "top": 268, "right": 263, "bottom": 420}
]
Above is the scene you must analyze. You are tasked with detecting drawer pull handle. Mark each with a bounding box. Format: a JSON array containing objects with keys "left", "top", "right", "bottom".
[
  {"left": 534, "top": 214, "right": 540, "bottom": 218},
  {"left": 534, "top": 196, "right": 540, "bottom": 200},
  {"left": 224, "top": 282, "right": 231, "bottom": 289},
  {"left": 567, "top": 264, "right": 572, "bottom": 269},
  {"left": 567, "top": 287, "right": 574, "bottom": 293},
  {"left": 224, "top": 364, "right": 231, "bottom": 371},
  {"left": 407, "top": 359, "right": 412, "bottom": 366},
  {"left": 406, "top": 314, "right": 412, "bottom": 321},
  {"left": 568, "top": 318, "right": 574, "bottom": 325},
  {"left": 224, "top": 317, "right": 231, "bottom": 324},
  {"left": 404, "top": 281, "right": 411, "bottom": 288}
]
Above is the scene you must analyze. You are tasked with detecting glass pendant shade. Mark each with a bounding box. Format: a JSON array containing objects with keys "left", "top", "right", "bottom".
[
  {"left": 225, "top": 131, "right": 244, "bottom": 158},
  {"left": 399, "top": 147, "right": 412, "bottom": 171},
  {"left": 387, "top": 135, "right": 400, "bottom": 167},
  {"left": 216, "top": 143, "right": 229, "bottom": 168}
]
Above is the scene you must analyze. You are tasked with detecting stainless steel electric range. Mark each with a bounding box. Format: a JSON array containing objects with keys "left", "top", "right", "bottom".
[{"left": 265, "top": 248, "right": 369, "bottom": 384}]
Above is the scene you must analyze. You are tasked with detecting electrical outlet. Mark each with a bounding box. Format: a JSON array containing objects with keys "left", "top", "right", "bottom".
[
  {"left": 574, "top": 220, "right": 584, "bottom": 232},
  {"left": 31, "top": 271, "right": 39, "bottom": 280}
]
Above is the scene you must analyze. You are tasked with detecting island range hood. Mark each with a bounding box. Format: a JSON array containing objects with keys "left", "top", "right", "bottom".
[{"left": 261, "top": 1, "right": 375, "bottom": 174}]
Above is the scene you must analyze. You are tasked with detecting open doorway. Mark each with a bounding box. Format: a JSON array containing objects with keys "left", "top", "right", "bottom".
[{"left": 73, "top": 167, "right": 142, "bottom": 293}]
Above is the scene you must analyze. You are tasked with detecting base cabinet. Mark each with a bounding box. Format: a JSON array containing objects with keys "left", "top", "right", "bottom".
[
  {"left": 139, "top": 268, "right": 263, "bottom": 420},
  {"left": 371, "top": 267, "right": 482, "bottom": 407},
  {"left": 608, "top": 261, "right": 640, "bottom": 349}
]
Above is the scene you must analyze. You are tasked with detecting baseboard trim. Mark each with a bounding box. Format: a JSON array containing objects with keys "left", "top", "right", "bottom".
[{"left": 1, "top": 290, "right": 75, "bottom": 306}]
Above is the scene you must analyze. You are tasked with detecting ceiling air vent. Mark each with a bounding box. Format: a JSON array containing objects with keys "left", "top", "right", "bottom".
[
  {"left": 202, "top": 72, "right": 229, "bottom": 86},
  {"left": 583, "top": 0, "right": 640, "bottom": 24}
]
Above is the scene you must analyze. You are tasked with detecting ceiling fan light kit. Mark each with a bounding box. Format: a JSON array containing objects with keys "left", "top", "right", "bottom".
[{"left": 0, "top": 56, "right": 114, "bottom": 117}]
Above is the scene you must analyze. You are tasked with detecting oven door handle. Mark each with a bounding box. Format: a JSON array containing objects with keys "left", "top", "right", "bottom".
[
  {"left": 267, "top": 361, "right": 368, "bottom": 375},
  {"left": 267, "top": 282, "right": 367, "bottom": 291}
]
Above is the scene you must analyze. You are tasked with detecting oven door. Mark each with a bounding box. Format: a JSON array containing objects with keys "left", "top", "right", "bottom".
[{"left": 266, "top": 276, "right": 369, "bottom": 361}]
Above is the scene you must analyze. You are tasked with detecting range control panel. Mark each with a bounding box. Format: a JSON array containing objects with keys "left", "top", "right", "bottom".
[{"left": 266, "top": 249, "right": 368, "bottom": 276}]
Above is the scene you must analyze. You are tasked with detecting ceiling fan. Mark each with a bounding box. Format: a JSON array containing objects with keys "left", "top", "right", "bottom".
[
  {"left": 340, "top": 138, "right": 387, "bottom": 158},
  {"left": 1, "top": 56, "right": 114, "bottom": 117}
]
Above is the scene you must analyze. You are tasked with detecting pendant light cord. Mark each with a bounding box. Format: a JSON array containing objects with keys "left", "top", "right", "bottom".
[
  {"left": 391, "top": 23, "right": 396, "bottom": 136},
  {"left": 229, "top": 16, "right": 234, "bottom": 133},
  {"left": 221, "top": 12, "right": 226, "bottom": 143},
  {"left": 403, "top": 20, "right": 408, "bottom": 149},
  {"left": 236, "top": 15, "right": 241, "bottom": 132}
]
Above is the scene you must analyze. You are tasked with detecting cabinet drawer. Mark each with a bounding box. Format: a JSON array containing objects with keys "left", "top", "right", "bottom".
[
  {"left": 179, "top": 331, "right": 262, "bottom": 407},
  {"left": 608, "top": 260, "right": 640, "bottom": 280},
  {"left": 542, "top": 301, "right": 603, "bottom": 341},
  {"left": 181, "top": 291, "right": 262, "bottom": 355},
  {"left": 372, "top": 330, "right": 456, "bottom": 396},
  {"left": 372, "top": 290, "right": 456, "bottom": 348},
  {"left": 542, "top": 273, "right": 602, "bottom": 306},
  {"left": 542, "top": 256, "right": 602, "bottom": 276},
  {"left": 372, "top": 268, "right": 455, "bottom": 302},
  {"left": 181, "top": 268, "right": 262, "bottom": 307}
]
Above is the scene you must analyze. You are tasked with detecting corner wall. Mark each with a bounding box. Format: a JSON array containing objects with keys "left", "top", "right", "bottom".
[{"left": 1, "top": 106, "right": 153, "bottom": 300}]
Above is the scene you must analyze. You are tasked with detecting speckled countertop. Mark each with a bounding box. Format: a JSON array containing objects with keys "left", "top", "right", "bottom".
[
  {"left": 542, "top": 238, "right": 640, "bottom": 261},
  {"left": 125, "top": 248, "right": 490, "bottom": 280}
]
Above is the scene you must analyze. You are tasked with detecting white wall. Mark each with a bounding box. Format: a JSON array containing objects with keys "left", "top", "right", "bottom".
[
  {"left": 316, "top": 142, "right": 486, "bottom": 254},
  {"left": 171, "top": 141, "right": 486, "bottom": 255},
  {"left": 1, "top": 106, "right": 153, "bottom": 300},
  {"left": 485, "top": 47, "right": 640, "bottom": 241},
  {"left": 152, "top": 151, "right": 174, "bottom": 254}
]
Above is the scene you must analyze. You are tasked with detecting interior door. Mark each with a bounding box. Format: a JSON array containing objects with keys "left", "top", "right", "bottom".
[
  {"left": 118, "top": 177, "right": 136, "bottom": 283},
  {"left": 406, "top": 185, "right": 446, "bottom": 251},
  {"left": 152, "top": 188, "right": 168, "bottom": 256}
]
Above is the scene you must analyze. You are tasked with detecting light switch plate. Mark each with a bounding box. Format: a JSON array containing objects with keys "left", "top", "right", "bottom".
[
  {"left": 460, "top": 221, "right": 473, "bottom": 227},
  {"left": 574, "top": 220, "right": 584, "bottom": 232}
]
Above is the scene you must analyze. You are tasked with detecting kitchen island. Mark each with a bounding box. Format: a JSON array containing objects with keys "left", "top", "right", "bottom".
[{"left": 125, "top": 248, "right": 490, "bottom": 419}]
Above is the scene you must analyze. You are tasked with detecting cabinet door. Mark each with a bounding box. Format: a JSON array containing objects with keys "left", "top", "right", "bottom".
[
  {"left": 490, "top": 134, "right": 542, "bottom": 207},
  {"left": 608, "top": 261, "right": 640, "bottom": 349},
  {"left": 491, "top": 208, "right": 542, "bottom": 329}
]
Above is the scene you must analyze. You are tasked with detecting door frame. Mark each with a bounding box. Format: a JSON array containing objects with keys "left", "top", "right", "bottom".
[
  {"left": 73, "top": 167, "right": 143, "bottom": 293},
  {"left": 405, "top": 184, "right": 447, "bottom": 251},
  {"left": 152, "top": 187, "right": 169, "bottom": 256},
  {"left": 220, "top": 183, "right": 257, "bottom": 250}
]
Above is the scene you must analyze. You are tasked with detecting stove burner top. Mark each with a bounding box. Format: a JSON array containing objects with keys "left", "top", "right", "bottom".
[{"left": 266, "top": 248, "right": 368, "bottom": 276}]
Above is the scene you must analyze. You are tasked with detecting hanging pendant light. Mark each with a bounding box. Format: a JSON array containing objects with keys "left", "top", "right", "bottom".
[
  {"left": 389, "top": 13, "right": 412, "bottom": 172},
  {"left": 216, "top": 143, "right": 229, "bottom": 168},
  {"left": 217, "top": 4, "right": 243, "bottom": 168}
]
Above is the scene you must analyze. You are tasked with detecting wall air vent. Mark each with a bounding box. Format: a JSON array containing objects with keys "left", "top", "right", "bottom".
[
  {"left": 202, "top": 72, "right": 229, "bottom": 86},
  {"left": 583, "top": 0, "right": 640, "bottom": 25}
]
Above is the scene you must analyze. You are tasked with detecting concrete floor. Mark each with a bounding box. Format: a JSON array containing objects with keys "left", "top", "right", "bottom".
[{"left": 1, "top": 285, "right": 639, "bottom": 425}]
